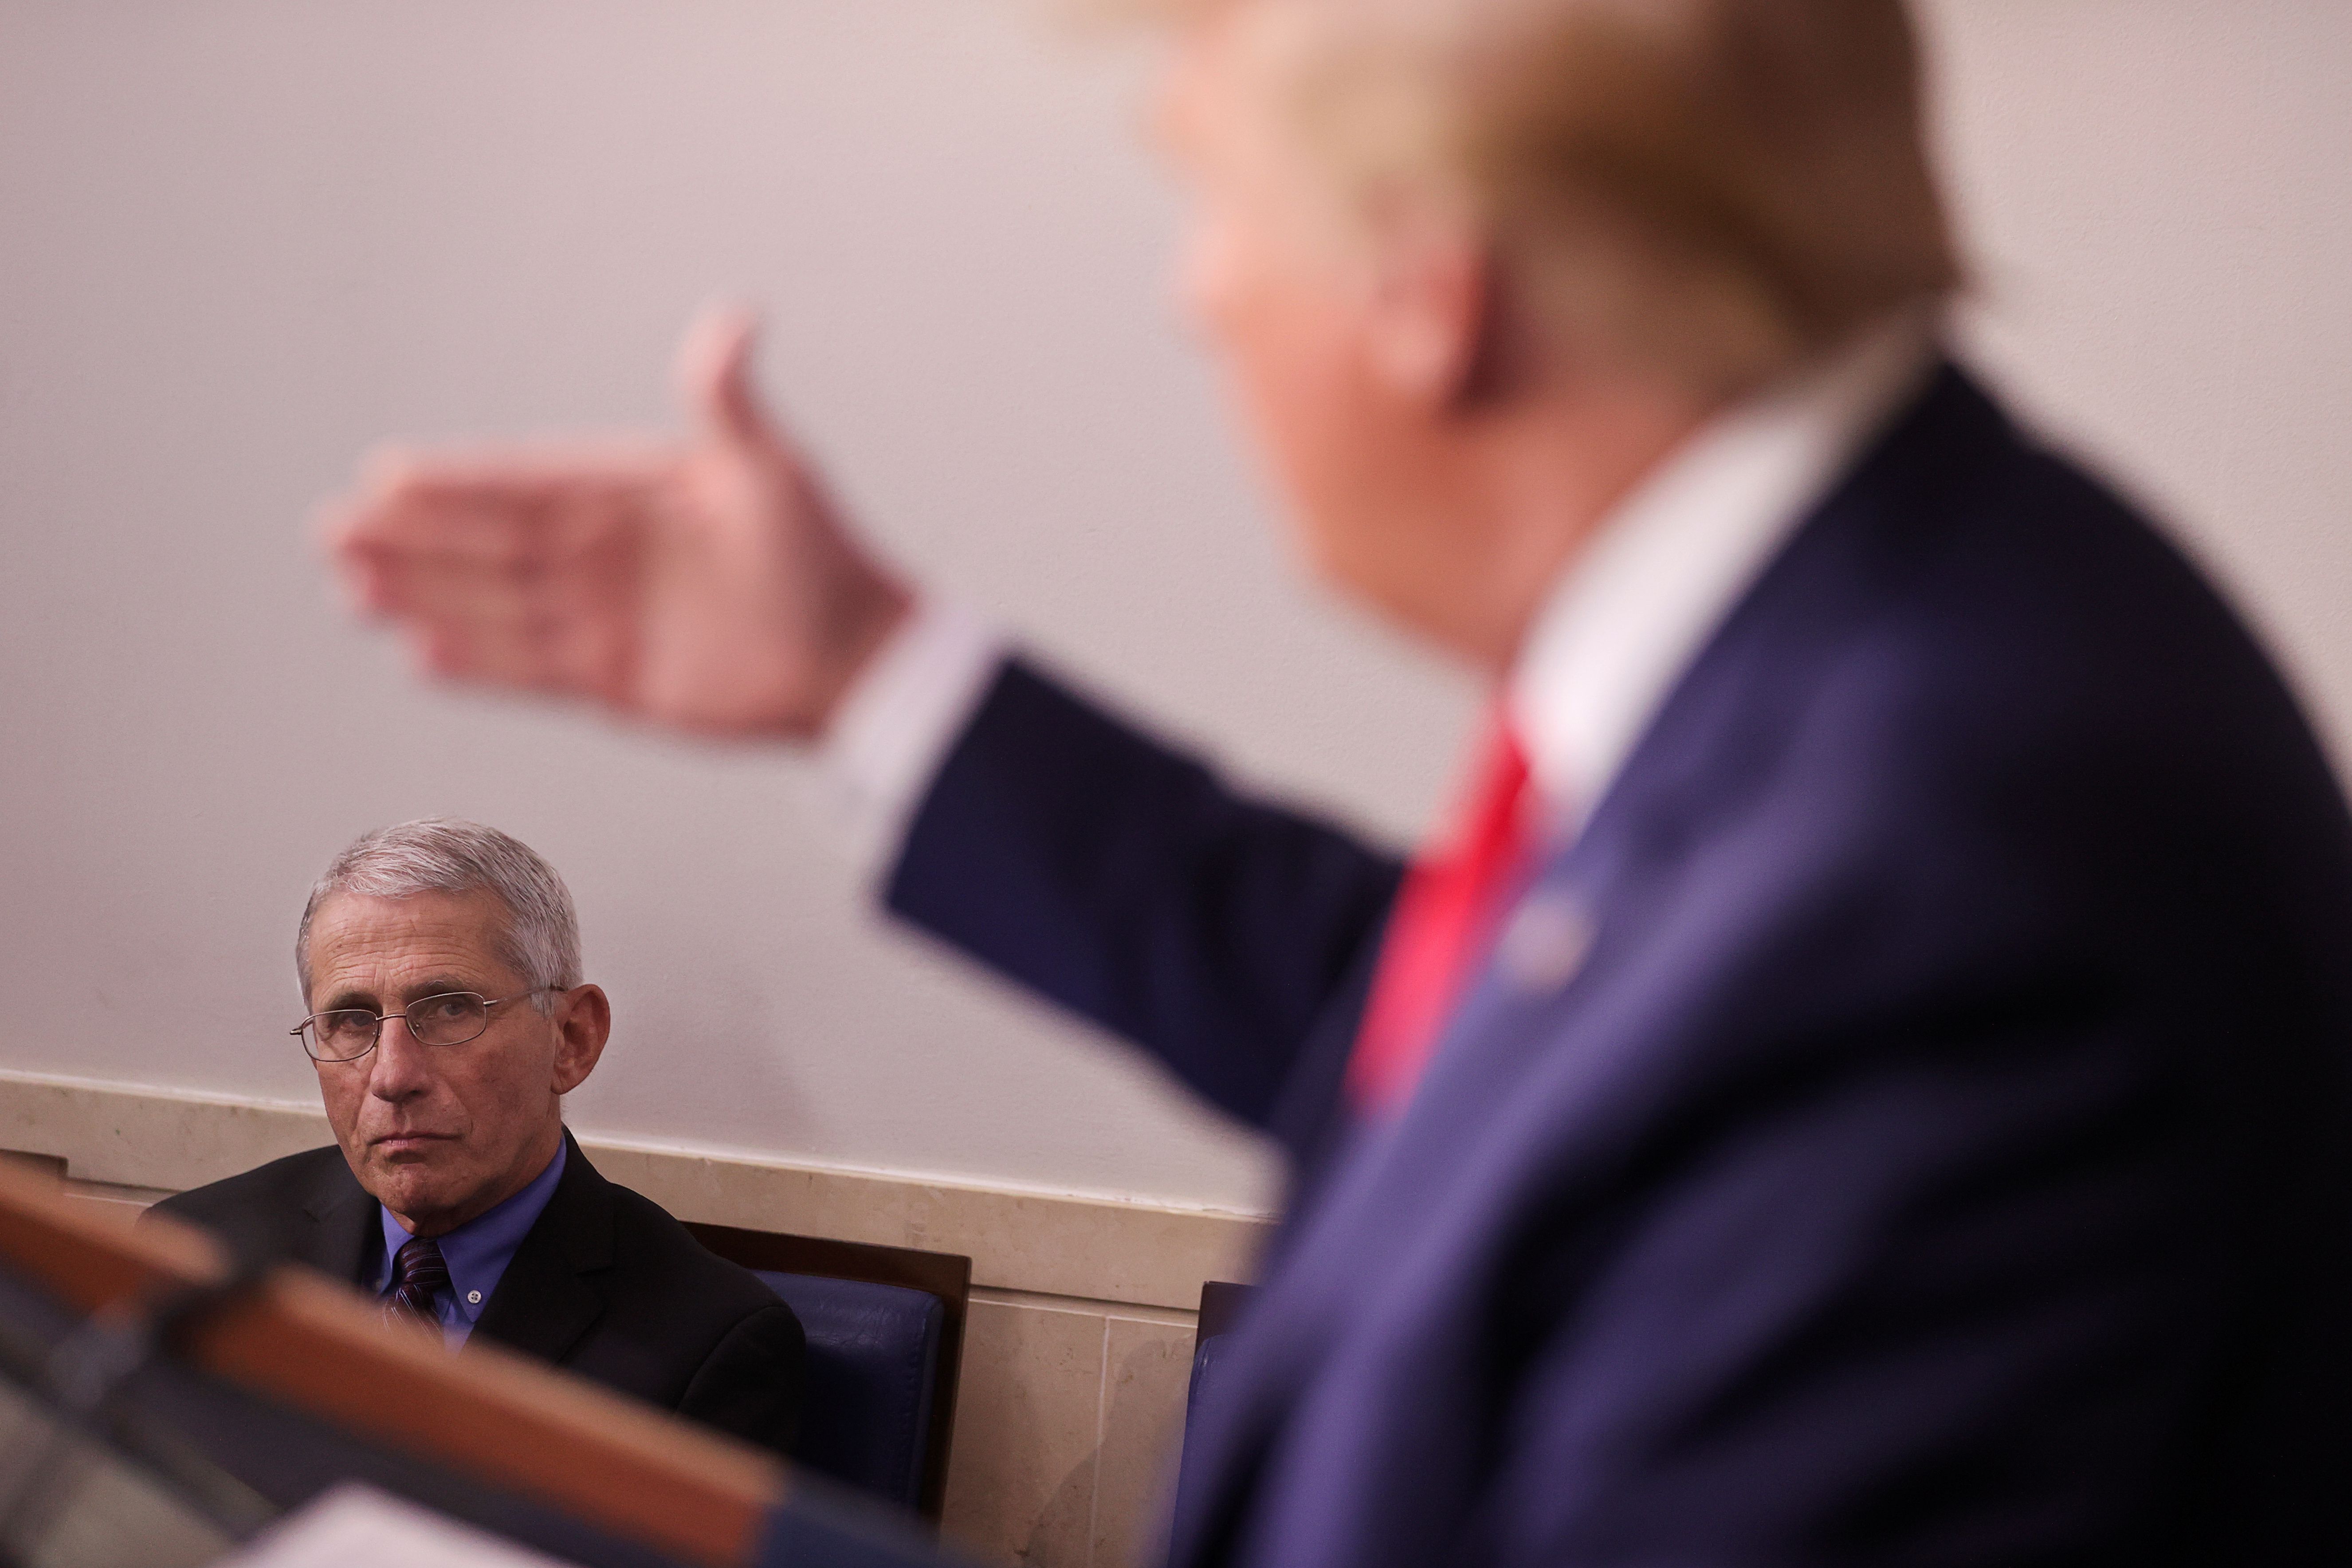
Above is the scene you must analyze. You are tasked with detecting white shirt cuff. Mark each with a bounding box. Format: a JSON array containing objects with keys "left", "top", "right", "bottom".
[{"left": 816, "top": 596, "right": 1009, "bottom": 881}]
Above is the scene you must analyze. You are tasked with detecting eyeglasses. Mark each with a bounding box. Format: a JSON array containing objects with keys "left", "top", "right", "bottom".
[{"left": 291, "top": 988, "right": 559, "bottom": 1063}]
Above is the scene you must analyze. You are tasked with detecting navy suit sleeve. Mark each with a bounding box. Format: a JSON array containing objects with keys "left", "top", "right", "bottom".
[{"left": 886, "top": 658, "right": 1406, "bottom": 1132}]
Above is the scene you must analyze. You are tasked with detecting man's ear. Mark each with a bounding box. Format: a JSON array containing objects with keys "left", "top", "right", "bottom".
[
  {"left": 549, "top": 984, "right": 611, "bottom": 1095},
  {"left": 1359, "top": 222, "right": 1492, "bottom": 411}
]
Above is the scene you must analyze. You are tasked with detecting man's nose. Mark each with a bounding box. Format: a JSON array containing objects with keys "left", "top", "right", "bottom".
[{"left": 367, "top": 1017, "right": 436, "bottom": 1099}]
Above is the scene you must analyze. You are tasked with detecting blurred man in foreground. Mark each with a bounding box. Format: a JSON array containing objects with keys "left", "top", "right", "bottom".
[
  {"left": 153, "top": 820, "right": 805, "bottom": 1459},
  {"left": 322, "top": 0, "right": 2352, "bottom": 1562}
]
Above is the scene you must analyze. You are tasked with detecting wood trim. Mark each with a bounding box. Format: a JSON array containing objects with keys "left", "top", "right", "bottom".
[
  {"left": 0, "top": 1161, "right": 786, "bottom": 1567},
  {"left": 687, "top": 1223, "right": 970, "bottom": 1525}
]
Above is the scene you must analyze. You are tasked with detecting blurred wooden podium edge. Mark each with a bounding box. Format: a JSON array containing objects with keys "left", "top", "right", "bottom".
[{"left": 0, "top": 1156, "right": 787, "bottom": 1568}]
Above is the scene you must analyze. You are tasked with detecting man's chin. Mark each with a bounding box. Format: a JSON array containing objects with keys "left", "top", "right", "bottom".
[{"left": 359, "top": 1148, "right": 471, "bottom": 1225}]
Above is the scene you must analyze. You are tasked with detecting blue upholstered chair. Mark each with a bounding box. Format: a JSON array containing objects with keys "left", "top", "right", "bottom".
[
  {"left": 754, "top": 1272, "right": 946, "bottom": 1513},
  {"left": 686, "top": 1222, "right": 971, "bottom": 1523},
  {"left": 1172, "top": 1281, "right": 1257, "bottom": 1530}
]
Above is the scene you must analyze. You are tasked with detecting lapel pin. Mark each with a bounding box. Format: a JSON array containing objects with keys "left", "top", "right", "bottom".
[{"left": 1496, "top": 891, "right": 1594, "bottom": 995}]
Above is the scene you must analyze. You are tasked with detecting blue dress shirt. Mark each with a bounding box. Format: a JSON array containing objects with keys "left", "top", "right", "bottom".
[{"left": 375, "top": 1137, "right": 567, "bottom": 1347}]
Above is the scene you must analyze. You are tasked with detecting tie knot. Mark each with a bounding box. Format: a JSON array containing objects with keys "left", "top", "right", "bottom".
[
  {"left": 392, "top": 1236, "right": 450, "bottom": 1296},
  {"left": 1464, "top": 712, "right": 1533, "bottom": 850}
]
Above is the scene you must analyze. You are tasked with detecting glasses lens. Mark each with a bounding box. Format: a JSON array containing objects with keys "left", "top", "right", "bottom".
[
  {"left": 406, "top": 992, "right": 490, "bottom": 1046},
  {"left": 310, "top": 1010, "right": 380, "bottom": 1061}
]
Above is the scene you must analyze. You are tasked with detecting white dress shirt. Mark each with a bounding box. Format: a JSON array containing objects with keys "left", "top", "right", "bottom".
[
  {"left": 818, "top": 595, "right": 1008, "bottom": 871},
  {"left": 821, "top": 314, "right": 1940, "bottom": 876},
  {"left": 1508, "top": 314, "right": 1940, "bottom": 832}
]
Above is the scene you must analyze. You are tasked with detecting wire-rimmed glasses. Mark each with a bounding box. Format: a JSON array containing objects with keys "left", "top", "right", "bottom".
[{"left": 291, "top": 988, "right": 559, "bottom": 1063}]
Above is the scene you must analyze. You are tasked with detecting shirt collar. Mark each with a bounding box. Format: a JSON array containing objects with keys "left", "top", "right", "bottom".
[
  {"left": 1506, "top": 312, "right": 1942, "bottom": 832},
  {"left": 378, "top": 1135, "right": 568, "bottom": 1323}
]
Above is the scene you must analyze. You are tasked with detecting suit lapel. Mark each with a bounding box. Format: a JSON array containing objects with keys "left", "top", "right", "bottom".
[
  {"left": 467, "top": 1132, "right": 615, "bottom": 1367},
  {"left": 295, "top": 1150, "right": 381, "bottom": 1286}
]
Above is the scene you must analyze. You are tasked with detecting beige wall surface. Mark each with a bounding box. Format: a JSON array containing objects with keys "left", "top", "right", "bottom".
[{"left": 1, "top": 1, "right": 2348, "bottom": 1213}]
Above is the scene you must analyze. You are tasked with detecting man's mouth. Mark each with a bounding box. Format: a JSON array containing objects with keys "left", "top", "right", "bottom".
[{"left": 369, "top": 1132, "right": 458, "bottom": 1155}]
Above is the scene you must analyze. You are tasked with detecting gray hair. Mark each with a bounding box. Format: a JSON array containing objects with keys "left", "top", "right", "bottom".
[{"left": 295, "top": 819, "right": 582, "bottom": 1005}]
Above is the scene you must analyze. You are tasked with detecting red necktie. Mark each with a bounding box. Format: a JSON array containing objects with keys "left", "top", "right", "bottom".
[{"left": 1346, "top": 712, "right": 1535, "bottom": 1116}]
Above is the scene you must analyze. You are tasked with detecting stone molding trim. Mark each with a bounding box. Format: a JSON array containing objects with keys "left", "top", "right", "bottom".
[{"left": 0, "top": 1069, "right": 1273, "bottom": 1311}]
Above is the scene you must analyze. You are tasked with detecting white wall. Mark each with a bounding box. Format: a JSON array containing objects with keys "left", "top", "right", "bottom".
[
  {"left": 0, "top": 1, "right": 2345, "bottom": 1212},
  {"left": 1931, "top": 2, "right": 2352, "bottom": 742}
]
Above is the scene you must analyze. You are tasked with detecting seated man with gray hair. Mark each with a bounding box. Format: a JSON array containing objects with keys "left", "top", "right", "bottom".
[{"left": 153, "top": 818, "right": 805, "bottom": 1458}]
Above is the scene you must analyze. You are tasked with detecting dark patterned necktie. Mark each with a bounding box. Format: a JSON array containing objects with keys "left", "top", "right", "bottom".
[{"left": 384, "top": 1236, "right": 450, "bottom": 1330}]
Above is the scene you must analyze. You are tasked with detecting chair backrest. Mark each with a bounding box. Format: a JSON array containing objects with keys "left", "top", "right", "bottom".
[
  {"left": 1172, "top": 1280, "right": 1257, "bottom": 1529},
  {"left": 687, "top": 1223, "right": 971, "bottom": 1524},
  {"left": 755, "top": 1271, "right": 942, "bottom": 1513}
]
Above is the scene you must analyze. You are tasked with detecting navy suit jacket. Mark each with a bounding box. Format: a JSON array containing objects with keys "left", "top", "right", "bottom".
[{"left": 890, "top": 367, "right": 2352, "bottom": 1566}]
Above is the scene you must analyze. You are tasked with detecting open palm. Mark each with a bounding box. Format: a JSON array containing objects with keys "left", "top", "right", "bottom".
[{"left": 326, "top": 310, "right": 911, "bottom": 740}]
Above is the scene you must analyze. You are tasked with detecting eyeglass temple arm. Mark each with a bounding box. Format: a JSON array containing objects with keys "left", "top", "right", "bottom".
[{"left": 291, "top": 986, "right": 564, "bottom": 1034}]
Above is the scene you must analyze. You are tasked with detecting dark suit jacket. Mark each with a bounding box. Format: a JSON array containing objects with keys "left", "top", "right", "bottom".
[
  {"left": 889, "top": 366, "right": 2352, "bottom": 1566},
  {"left": 151, "top": 1131, "right": 805, "bottom": 1459}
]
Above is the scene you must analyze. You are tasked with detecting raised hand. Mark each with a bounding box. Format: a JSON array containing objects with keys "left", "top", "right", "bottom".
[{"left": 323, "top": 308, "right": 913, "bottom": 741}]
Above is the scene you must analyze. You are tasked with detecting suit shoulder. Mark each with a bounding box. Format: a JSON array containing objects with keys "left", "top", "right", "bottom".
[
  {"left": 1728, "top": 394, "right": 2338, "bottom": 850},
  {"left": 598, "top": 1179, "right": 801, "bottom": 1324},
  {"left": 147, "top": 1145, "right": 351, "bottom": 1227}
]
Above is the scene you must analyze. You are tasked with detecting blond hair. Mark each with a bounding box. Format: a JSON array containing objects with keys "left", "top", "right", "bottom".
[{"left": 1157, "top": 0, "right": 1960, "bottom": 394}]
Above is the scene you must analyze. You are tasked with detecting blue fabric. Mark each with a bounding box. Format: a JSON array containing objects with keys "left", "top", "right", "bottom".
[
  {"left": 889, "top": 365, "right": 2352, "bottom": 1566},
  {"left": 375, "top": 1138, "right": 567, "bottom": 1346},
  {"left": 1170, "top": 1331, "right": 1235, "bottom": 1540},
  {"left": 752, "top": 1271, "right": 943, "bottom": 1511},
  {"left": 750, "top": 1481, "right": 972, "bottom": 1568},
  {"left": 887, "top": 654, "right": 1404, "bottom": 1140}
]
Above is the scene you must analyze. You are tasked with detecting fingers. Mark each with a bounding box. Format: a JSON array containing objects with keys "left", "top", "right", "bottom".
[
  {"left": 381, "top": 542, "right": 641, "bottom": 705},
  {"left": 326, "top": 449, "right": 662, "bottom": 576},
  {"left": 675, "top": 303, "right": 779, "bottom": 455},
  {"left": 318, "top": 450, "right": 661, "bottom": 709},
  {"left": 342, "top": 441, "right": 668, "bottom": 519},
  {"left": 408, "top": 613, "right": 630, "bottom": 706},
  {"left": 353, "top": 480, "right": 637, "bottom": 616}
]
